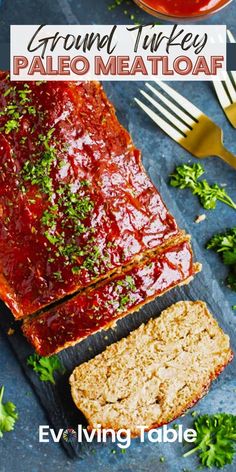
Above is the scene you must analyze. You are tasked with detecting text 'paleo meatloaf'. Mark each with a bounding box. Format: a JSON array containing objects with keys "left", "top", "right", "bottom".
[{"left": 0, "top": 73, "right": 185, "bottom": 319}]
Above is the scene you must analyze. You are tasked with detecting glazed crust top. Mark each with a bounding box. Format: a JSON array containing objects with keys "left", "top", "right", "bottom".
[
  {"left": 23, "top": 240, "right": 196, "bottom": 356},
  {"left": 0, "top": 74, "right": 178, "bottom": 318}
]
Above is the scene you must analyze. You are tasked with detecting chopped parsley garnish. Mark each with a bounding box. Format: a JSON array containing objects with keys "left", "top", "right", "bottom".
[
  {"left": 183, "top": 413, "right": 236, "bottom": 468},
  {"left": 125, "top": 275, "right": 136, "bottom": 291},
  {"left": 1, "top": 82, "right": 104, "bottom": 278},
  {"left": 28, "top": 106, "right": 37, "bottom": 116},
  {"left": 20, "top": 136, "right": 27, "bottom": 144},
  {"left": 207, "top": 228, "right": 236, "bottom": 291},
  {"left": 44, "top": 231, "right": 61, "bottom": 245},
  {"left": 108, "top": 0, "right": 141, "bottom": 23},
  {"left": 40, "top": 182, "right": 97, "bottom": 273},
  {"left": 41, "top": 207, "right": 58, "bottom": 228},
  {"left": 3, "top": 86, "right": 14, "bottom": 97},
  {"left": 18, "top": 84, "right": 32, "bottom": 105},
  {"left": 53, "top": 271, "right": 62, "bottom": 281},
  {"left": 4, "top": 119, "right": 19, "bottom": 134},
  {"left": 27, "top": 354, "right": 65, "bottom": 384},
  {"left": 22, "top": 157, "right": 53, "bottom": 194},
  {"left": 170, "top": 163, "right": 236, "bottom": 210},
  {"left": 81, "top": 245, "right": 100, "bottom": 271},
  {"left": 22, "top": 128, "right": 57, "bottom": 195},
  {"left": 64, "top": 193, "right": 94, "bottom": 221},
  {"left": 0, "top": 386, "right": 18, "bottom": 438},
  {"left": 117, "top": 275, "right": 136, "bottom": 290},
  {"left": 0, "top": 83, "right": 35, "bottom": 135},
  {"left": 118, "top": 295, "right": 130, "bottom": 310},
  {"left": 115, "top": 275, "right": 136, "bottom": 312}
]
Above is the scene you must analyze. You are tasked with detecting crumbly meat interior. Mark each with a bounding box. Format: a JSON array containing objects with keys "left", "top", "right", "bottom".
[{"left": 70, "top": 301, "right": 232, "bottom": 436}]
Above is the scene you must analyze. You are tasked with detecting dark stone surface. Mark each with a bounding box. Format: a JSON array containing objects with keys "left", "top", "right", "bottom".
[{"left": 0, "top": 1, "right": 236, "bottom": 471}]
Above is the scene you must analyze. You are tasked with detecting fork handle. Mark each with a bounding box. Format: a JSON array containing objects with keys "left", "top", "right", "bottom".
[{"left": 216, "top": 145, "right": 236, "bottom": 170}]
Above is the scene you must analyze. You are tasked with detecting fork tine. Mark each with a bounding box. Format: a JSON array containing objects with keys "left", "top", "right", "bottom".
[
  {"left": 226, "top": 30, "right": 236, "bottom": 86},
  {"left": 224, "top": 74, "right": 236, "bottom": 102},
  {"left": 140, "top": 90, "right": 189, "bottom": 134},
  {"left": 134, "top": 97, "right": 183, "bottom": 141},
  {"left": 155, "top": 81, "right": 202, "bottom": 120},
  {"left": 227, "top": 29, "right": 235, "bottom": 43},
  {"left": 214, "top": 29, "right": 236, "bottom": 105},
  {"left": 145, "top": 83, "right": 195, "bottom": 127},
  {"left": 213, "top": 80, "right": 231, "bottom": 108}
]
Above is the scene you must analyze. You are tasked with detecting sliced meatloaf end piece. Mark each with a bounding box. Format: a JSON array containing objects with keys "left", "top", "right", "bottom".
[
  {"left": 22, "top": 240, "right": 201, "bottom": 356},
  {"left": 69, "top": 301, "right": 233, "bottom": 436}
]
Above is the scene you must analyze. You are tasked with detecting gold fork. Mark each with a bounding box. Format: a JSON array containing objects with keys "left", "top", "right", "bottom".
[
  {"left": 213, "top": 30, "right": 236, "bottom": 128},
  {"left": 135, "top": 81, "right": 236, "bottom": 170}
]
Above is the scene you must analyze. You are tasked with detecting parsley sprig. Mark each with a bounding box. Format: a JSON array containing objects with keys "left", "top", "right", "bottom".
[
  {"left": 183, "top": 414, "right": 236, "bottom": 468},
  {"left": 27, "top": 354, "right": 65, "bottom": 385},
  {"left": 0, "top": 386, "right": 18, "bottom": 438},
  {"left": 170, "top": 163, "right": 236, "bottom": 210},
  {"left": 207, "top": 228, "right": 236, "bottom": 291},
  {"left": 108, "top": 0, "right": 139, "bottom": 22}
]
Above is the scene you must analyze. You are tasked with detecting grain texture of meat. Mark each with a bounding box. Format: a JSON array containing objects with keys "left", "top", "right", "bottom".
[{"left": 70, "top": 301, "right": 233, "bottom": 436}]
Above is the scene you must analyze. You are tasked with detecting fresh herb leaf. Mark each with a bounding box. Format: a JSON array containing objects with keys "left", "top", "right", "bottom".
[
  {"left": 4, "top": 119, "right": 19, "bottom": 134},
  {"left": 207, "top": 228, "right": 236, "bottom": 292},
  {"left": 170, "top": 163, "right": 204, "bottom": 189},
  {"left": 183, "top": 413, "right": 236, "bottom": 468},
  {"left": 223, "top": 249, "right": 236, "bottom": 266},
  {"left": 27, "top": 354, "right": 65, "bottom": 384},
  {"left": 170, "top": 164, "right": 236, "bottom": 210},
  {"left": 207, "top": 228, "right": 236, "bottom": 253},
  {"left": 227, "top": 272, "right": 236, "bottom": 291},
  {"left": 0, "top": 386, "right": 18, "bottom": 438}
]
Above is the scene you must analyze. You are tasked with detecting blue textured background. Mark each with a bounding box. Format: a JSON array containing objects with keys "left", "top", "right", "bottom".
[{"left": 0, "top": 1, "right": 236, "bottom": 471}]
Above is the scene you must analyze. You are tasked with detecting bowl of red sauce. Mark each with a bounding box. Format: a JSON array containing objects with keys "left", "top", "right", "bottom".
[{"left": 133, "top": 0, "right": 233, "bottom": 21}]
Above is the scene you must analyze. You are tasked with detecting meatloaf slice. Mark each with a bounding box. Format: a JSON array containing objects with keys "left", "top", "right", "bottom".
[
  {"left": 22, "top": 240, "right": 200, "bottom": 356},
  {"left": 0, "top": 73, "right": 181, "bottom": 319},
  {"left": 70, "top": 301, "right": 232, "bottom": 436}
]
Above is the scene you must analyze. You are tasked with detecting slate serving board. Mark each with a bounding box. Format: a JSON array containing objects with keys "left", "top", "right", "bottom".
[{"left": 0, "top": 135, "right": 235, "bottom": 460}]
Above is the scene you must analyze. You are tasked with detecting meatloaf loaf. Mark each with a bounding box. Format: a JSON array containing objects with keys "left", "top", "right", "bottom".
[
  {"left": 0, "top": 73, "right": 182, "bottom": 319},
  {"left": 0, "top": 73, "right": 200, "bottom": 355},
  {"left": 70, "top": 301, "right": 232, "bottom": 436}
]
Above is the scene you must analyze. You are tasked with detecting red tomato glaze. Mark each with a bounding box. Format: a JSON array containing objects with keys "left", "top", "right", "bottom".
[
  {"left": 0, "top": 72, "right": 180, "bottom": 318},
  {"left": 23, "top": 241, "right": 196, "bottom": 356},
  {"left": 141, "top": 0, "right": 227, "bottom": 16}
]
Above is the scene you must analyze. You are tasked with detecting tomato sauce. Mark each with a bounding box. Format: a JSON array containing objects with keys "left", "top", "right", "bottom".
[
  {"left": 0, "top": 73, "right": 179, "bottom": 319},
  {"left": 23, "top": 240, "right": 196, "bottom": 356},
  {"left": 140, "top": 0, "right": 228, "bottom": 16}
]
